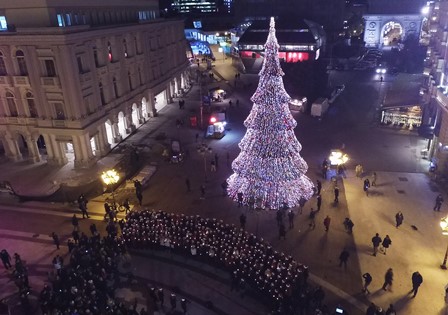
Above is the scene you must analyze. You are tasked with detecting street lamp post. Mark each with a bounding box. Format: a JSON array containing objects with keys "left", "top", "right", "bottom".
[
  {"left": 440, "top": 216, "right": 448, "bottom": 269},
  {"left": 101, "top": 169, "right": 120, "bottom": 208},
  {"left": 197, "top": 143, "right": 212, "bottom": 182}
]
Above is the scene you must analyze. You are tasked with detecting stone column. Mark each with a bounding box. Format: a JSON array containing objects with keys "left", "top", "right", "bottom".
[
  {"left": 148, "top": 93, "right": 156, "bottom": 117},
  {"left": 2, "top": 134, "right": 22, "bottom": 161},
  {"left": 96, "top": 124, "right": 111, "bottom": 156},
  {"left": 25, "top": 136, "right": 41, "bottom": 163},
  {"left": 112, "top": 122, "right": 122, "bottom": 143}
]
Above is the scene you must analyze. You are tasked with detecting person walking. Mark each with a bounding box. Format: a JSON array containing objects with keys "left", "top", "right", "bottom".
[
  {"left": 307, "top": 208, "right": 316, "bottom": 229},
  {"left": 89, "top": 223, "right": 97, "bottom": 236},
  {"left": 0, "top": 249, "right": 12, "bottom": 269},
  {"left": 79, "top": 200, "right": 90, "bottom": 219},
  {"left": 385, "top": 304, "right": 396, "bottom": 315},
  {"left": 51, "top": 232, "right": 60, "bottom": 250},
  {"left": 181, "top": 298, "right": 189, "bottom": 314},
  {"left": 278, "top": 223, "right": 286, "bottom": 240},
  {"left": 185, "top": 178, "right": 191, "bottom": 192},
  {"left": 323, "top": 215, "right": 331, "bottom": 232},
  {"left": 434, "top": 194, "right": 444, "bottom": 211},
  {"left": 214, "top": 153, "right": 219, "bottom": 168},
  {"left": 334, "top": 186, "right": 340, "bottom": 203},
  {"left": 395, "top": 211, "right": 404, "bottom": 228},
  {"left": 71, "top": 214, "right": 79, "bottom": 231},
  {"left": 371, "top": 172, "right": 377, "bottom": 186},
  {"left": 210, "top": 160, "right": 217, "bottom": 172},
  {"left": 157, "top": 288, "right": 165, "bottom": 306},
  {"left": 382, "top": 268, "right": 394, "bottom": 291},
  {"left": 317, "top": 194, "right": 322, "bottom": 211},
  {"left": 372, "top": 233, "right": 382, "bottom": 256},
  {"left": 136, "top": 190, "right": 143, "bottom": 206},
  {"left": 200, "top": 184, "right": 206, "bottom": 199},
  {"left": 288, "top": 210, "right": 295, "bottom": 229},
  {"left": 363, "top": 178, "right": 370, "bottom": 196},
  {"left": 344, "top": 218, "right": 354, "bottom": 234},
  {"left": 316, "top": 180, "right": 322, "bottom": 195},
  {"left": 339, "top": 248, "right": 350, "bottom": 269},
  {"left": 411, "top": 271, "right": 423, "bottom": 297},
  {"left": 276, "top": 209, "right": 284, "bottom": 227},
  {"left": 239, "top": 213, "right": 246, "bottom": 229},
  {"left": 362, "top": 272, "right": 372, "bottom": 294},
  {"left": 381, "top": 235, "right": 392, "bottom": 254}
]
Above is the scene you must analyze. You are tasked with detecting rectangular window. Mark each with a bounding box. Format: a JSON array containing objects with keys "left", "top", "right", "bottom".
[
  {"left": 54, "top": 103, "right": 65, "bottom": 120},
  {"left": 65, "top": 13, "right": 72, "bottom": 26},
  {"left": 57, "top": 14, "right": 65, "bottom": 27},
  {"left": 0, "top": 16, "right": 7, "bottom": 30},
  {"left": 76, "top": 57, "right": 83, "bottom": 74},
  {"left": 45, "top": 60, "right": 56, "bottom": 77}
]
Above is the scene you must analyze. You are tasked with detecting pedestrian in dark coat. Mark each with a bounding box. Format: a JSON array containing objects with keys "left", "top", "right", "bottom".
[
  {"left": 136, "top": 191, "right": 143, "bottom": 205},
  {"left": 362, "top": 272, "right": 372, "bottom": 294},
  {"left": 334, "top": 186, "right": 339, "bottom": 203},
  {"left": 363, "top": 179, "right": 370, "bottom": 196},
  {"left": 157, "top": 288, "right": 164, "bottom": 306},
  {"left": 67, "top": 239, "right": 75, "bottom": 253},
  {"left": 309, "top": 208, "right": 316, "bottom": 229},
  {"left": 395, "top": 211, "right": 404, "bottom": 228},
  {"left": 278, "top": 224, "right": 286, "bottom": 240},
  {"left": 276, "top": 210, "right": 283, "bottom": 226},
  {"left": 79, "top": 201, "right": 90, "bottom": 218},
  {"left": 181, "top": 298, "right": 189, "bottom": 313},
  {"left": 239, "top": 213, "right": 246, "bottom": 229},
  {"left": 288, "top": 210, "right": 295, "bottom": 229},
  {"left": 339, "top": 248, "right": 350, "bottom": 269},
  {"left": 324, "top": 215, "right": 331, "bottom": 231},
  {"left": 434, "top": 194, "right": 444, "bottom": 211},
  {"left": 411, "top": 271, "right": 423, "bottom": 297},
  {"left": 51, "top": 232, "right": 60, "bottom": 250},
  {"left": 371, "top": 233, "right": 382, "bottom": 256},
  {"left": 382, "top": 268, "right": 393, "bottom": 291},
  {"left": 317, "top": 194, "right": 322, "bottom": 211},
  {"left": 0, "top": 249, "right": 12, "bottom": 269},
  {"left": 316, "top": 180, "right": 322, "bottom": 195},
  {"left": 72, "top": 230, "right": 80, "bottom": 244},
  {"left": 170, "top": 293, "right": 177, "bottom": 309},
  {"left": 71, "top": 214, "right": 79, "bottom": 231},
  {"left": 89, "top": 223, "right": 97, "bottom": 236},
  {"left": 381, "top": 235, "right": 392, "bottom": 254}
]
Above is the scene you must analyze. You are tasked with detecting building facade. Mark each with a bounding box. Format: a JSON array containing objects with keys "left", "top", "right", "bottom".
[
  {"left": 0, "top": 0, "right": 189, "bottom": 168},
  {"left": 425, "top": 0, "right": 448, "bottom": 172}
]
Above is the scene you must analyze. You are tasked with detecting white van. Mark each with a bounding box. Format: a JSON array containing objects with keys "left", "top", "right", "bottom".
[{"left": 311, "top": 97, "right": 330, "bottom": 118}]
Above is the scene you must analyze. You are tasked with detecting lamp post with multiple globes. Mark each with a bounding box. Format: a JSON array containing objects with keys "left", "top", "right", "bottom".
[
  {"left": 197, "top": 143, "right": 212, "bottom": 182},
  {"left": 101, "top": 169, "right": 120, "bottom": 209}
]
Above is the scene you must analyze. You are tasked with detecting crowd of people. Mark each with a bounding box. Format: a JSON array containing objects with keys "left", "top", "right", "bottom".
[
  {"left": 38, "top": 232, "right": 139, "bottom": 315},
  {"left": 123, "top": 209, "right": 313, "bottom": 312}
]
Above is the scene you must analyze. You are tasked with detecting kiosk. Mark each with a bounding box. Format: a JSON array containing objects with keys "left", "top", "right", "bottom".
[{"left": 206, "top": 112, "right": 226, "bottom": 139}]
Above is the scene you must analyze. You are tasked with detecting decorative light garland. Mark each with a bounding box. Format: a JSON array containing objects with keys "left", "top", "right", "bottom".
[{"left": 227, "top": 17, "right": 314, "bottom": 210}]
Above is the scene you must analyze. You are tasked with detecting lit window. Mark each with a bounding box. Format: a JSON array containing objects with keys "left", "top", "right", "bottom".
[
  {"left": 0, "top": 16, "right": 7, "bottom": 30},
  {"left": 108, "top": 42, "right": 113, "bottom": 62},
  {"left": 57, "top": 14, "right": 65, "bottom": 27}
]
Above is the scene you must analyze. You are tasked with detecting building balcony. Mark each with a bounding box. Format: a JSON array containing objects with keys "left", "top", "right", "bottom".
[
  {"left": 40, "top": 77, "right": 61, "bottom": 87},
  {"left": 13, "top": 76, "right": 30, "bottom": 86}
]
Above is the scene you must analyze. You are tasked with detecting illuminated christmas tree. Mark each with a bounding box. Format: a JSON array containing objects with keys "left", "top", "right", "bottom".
[{"left": 227, "top": 17, "right": 314, "bottom": 210}]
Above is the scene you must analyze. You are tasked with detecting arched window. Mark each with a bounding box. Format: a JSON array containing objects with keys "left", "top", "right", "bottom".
[
  {"left": 123, "top": 38, "right": 128, "bottom": 58},
  {"left": 99, "top": 82, "right": 106, "bottom": 105},
  {"left": 15, "top": 50, "right": 28, "bottom": 76},
  {"left": 113, "top": 77, "right": 119, "bottom": 98},
  {"left": 6, "top": 92, "right": 18, "bottom": 117},
  {"left": 128, "top": 71, "right": 133, "bottom": 90},
  {"left": 107, "top": 41, "right": 113, "bottom": 62},
  {"left": 26, "top": 92, "right": 37, "bottom": 118},
  {"left": 0, "top": 52, "right": 7, "bottom": 76}
]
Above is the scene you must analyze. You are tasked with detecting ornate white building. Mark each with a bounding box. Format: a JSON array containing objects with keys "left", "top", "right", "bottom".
[{"left": 0, "top": 0, "right": 189, "bottom": 168}]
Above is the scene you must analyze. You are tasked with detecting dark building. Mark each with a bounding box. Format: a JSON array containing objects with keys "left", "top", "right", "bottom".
[{"left": 237, "top": 18, "right": 325, "bottom": 73}]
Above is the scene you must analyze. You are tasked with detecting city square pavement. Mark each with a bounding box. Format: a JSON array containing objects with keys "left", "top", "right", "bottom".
[{"left": 0, "top": 56, "right": 447, "bottom": 315}]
